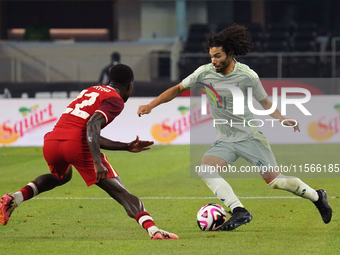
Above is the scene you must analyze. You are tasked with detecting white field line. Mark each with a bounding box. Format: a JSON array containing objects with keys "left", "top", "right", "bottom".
[{"left": 32, "top": 196, "right": 318, "bottom": 200}]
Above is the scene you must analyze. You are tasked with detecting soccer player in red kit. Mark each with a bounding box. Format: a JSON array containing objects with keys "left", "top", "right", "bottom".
[{"left": 0, "top": 64, "right": 178, "bottom": 240}]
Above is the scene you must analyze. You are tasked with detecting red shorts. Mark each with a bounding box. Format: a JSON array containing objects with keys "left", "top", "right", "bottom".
[{"left": 43, "top": 138, "right": 119, "bottom": 186}]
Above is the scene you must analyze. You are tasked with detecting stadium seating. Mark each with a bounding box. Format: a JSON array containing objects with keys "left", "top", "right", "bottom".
[
  {"left": 215, "top": 22, "right": 233, "bottom": 33},
  {"left": 181, "top": 21, "right": 329, "bottom": 78},
  {"left": 182, "top": 24, "right": 211, "bottom": 53},
  {"left": 264, "top": 23, "right": 292, "bottom": 52},
  {"left": 247, "top": 23, "right": 265, "bottom": 52}
]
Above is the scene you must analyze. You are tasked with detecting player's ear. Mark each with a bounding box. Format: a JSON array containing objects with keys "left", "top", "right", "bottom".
[
  {"left": 127, "top": 81, "right": 133, "bottom": 92},
  {"left": 227, "top": 51, "right": 234, "bottom": 58}
]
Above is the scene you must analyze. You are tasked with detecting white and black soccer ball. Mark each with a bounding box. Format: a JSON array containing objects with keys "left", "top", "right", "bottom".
[{"left": 197, "top": 203, "right": 227, "bottom": 231}]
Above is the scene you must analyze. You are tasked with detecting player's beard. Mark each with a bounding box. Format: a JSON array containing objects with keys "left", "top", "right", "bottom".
[{"left": 215, "top": 57, "right": 231, "bottom": 74}]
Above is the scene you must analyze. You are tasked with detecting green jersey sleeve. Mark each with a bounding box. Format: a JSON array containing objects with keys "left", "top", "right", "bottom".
[
  {"left": 244, "top": 70, "right": 267, "bottom": 102},
  {"left": 182, "top": 64, "right": 212, "bottom": 89}
]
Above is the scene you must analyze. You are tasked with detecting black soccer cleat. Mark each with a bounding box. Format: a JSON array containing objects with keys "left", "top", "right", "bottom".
[
  {"left": 218, "top": 207, "right": 253, "bottom": 231},
  {"left": 313, "top": 189, "right": 332, "bottom": 224}
]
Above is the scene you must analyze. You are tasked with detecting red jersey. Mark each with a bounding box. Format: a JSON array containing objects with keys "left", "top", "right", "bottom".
[{"left": 46, "top": 85, "right": 124, "bottom": 141}]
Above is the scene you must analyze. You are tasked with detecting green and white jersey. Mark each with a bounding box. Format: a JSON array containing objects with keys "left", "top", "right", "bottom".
[{"left": 182, "top": 60, "right": 268, "bottom": 143}]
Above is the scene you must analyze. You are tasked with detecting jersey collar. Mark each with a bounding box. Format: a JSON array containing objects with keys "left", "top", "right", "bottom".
[
  {"left": 106, "top": 85, "right": 117, "bottom": 92},
  {"left": 214, "top": 58, "right": 238, "bottom": 78}
]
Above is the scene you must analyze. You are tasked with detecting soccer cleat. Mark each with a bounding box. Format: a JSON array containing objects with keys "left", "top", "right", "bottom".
[
  {"left": 0, "top": 193, "right": 17, "bottom": 226},
  {"left": 218, "top": 207, "right": 252, "bottom": 231},
  {"left": 313, "top": 189, "right": 332, "bottom": 224},
  {"left": 150, "top": 229, "right": 179, "bottom": 240}
]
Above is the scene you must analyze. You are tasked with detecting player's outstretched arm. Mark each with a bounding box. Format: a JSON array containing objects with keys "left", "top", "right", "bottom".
[
  {"left": 259, "top": 97, "right": 300, "bottom": 132},
  {"left": 99, "top": 135, "right": 153, "bottom": 152},
  {"left": 127, "top": 136, "right": 154, "bottom": 152},
  {"left": 137, "top": 82, "right": 187, "bottom": 116}
]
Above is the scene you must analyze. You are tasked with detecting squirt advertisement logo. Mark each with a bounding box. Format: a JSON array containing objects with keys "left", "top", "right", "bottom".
[
  {"left": 150, "top": 106, "right": 190, "bottom": 144},
  {"left": 149, "top": 95, "right": 213, "bottom": 144},
  {"left": 0, "top": 103, "right": 57, "bottom": 145},
  {"left": 307, "top": 104, "right": 340, "bottom": 141}
]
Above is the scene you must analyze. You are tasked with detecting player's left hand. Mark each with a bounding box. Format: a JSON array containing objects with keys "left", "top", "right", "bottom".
[
  {"left": 94, "top": 162, "right": 109, "bottom": 181},
  {"left": 127, "top": 135, "right": 154, "bottom": 152},
  {"left": 281, "top": 118, "right": 300, "bottom": 132}
]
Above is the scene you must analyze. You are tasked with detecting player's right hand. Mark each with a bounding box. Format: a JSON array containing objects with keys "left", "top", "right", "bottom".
[
  {"left": 127, "top": 135, "right": 154, "bottom": 152},
  {"left": 137, "top": 105, "right": 152, "bottom": 117},
  {"left": 281, "top": 118, "right": 300, "bottom": 132},
  {"left": 94, "top": 162, "right": 109, "bottom": 182}
]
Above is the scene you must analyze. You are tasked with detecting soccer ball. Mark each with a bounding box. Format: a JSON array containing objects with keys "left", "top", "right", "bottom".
[{"left": 197, "top": 203, "right": 227, "bottom": 231}]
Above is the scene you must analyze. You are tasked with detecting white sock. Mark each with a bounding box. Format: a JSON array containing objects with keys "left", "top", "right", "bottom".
[
  {"left": 198, "top": 164, "right": 244, "bottom": 210},
  {"left": 268, "top": 173, "right": 319, "bottom": 202},
  {"left": 14, "top": 191, "right": 24, "bottom": 206},
  {"left": 13, "top": 182, "right": 39, "bottom": 206},
  {"left": 147, "top": 226, "right": 159, "bottom": 235}
]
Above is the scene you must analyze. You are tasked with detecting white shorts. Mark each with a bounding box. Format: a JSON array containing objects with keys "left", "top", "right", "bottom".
[{"left": 203, "top": 133, "right": 277, "bottom": 169}]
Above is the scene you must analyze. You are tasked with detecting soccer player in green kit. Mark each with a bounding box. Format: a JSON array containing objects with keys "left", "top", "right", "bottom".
[{"left": 137, "top": 24, "right": 332, "bottom": 231}]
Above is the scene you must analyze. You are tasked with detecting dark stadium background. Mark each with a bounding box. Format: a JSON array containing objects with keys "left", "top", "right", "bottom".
[{"left": 0, "top": 0, "right": 339, "bottom": 97}]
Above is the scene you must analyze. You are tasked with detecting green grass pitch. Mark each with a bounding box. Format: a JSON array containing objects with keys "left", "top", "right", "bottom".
[{"left": 0, "top": 144, "right": 339, "bottom": 255}]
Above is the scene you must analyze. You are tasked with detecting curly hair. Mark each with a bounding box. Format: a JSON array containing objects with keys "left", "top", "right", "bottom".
[
  {"left": 109, "top": 63, "right": 134, "bottom": 85},
  {"left": 205, "top": 24, "right": 253, "bottom": 56}
]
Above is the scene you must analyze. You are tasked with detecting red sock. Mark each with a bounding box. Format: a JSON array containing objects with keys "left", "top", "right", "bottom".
[
  {"left": 135, "top": 211, "right": 156, "bottom": 231},
  {"left": 19, "top": 182, "right": 39, "bottom": 201}
]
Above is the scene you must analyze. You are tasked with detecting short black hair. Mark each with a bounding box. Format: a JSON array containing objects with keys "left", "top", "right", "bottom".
[
  {"left": 109, "top": 64, "right": 134, "bottom": 86},
  {"left": 205, "top": 24, "right": 253, "bottom": 56},
  {"left": 111, "top": 52, "right": 120, "bottom": 62}
]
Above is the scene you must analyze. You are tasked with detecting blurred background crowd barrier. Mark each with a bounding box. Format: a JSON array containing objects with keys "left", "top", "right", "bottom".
[{"left": 0, "top": 0, "right": 340, "bottom": 97}]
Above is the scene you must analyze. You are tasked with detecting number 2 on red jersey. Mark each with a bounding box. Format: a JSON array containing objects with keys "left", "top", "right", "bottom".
[{"left": 64, "top": 89, "right": 99, "bottom": 119}]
